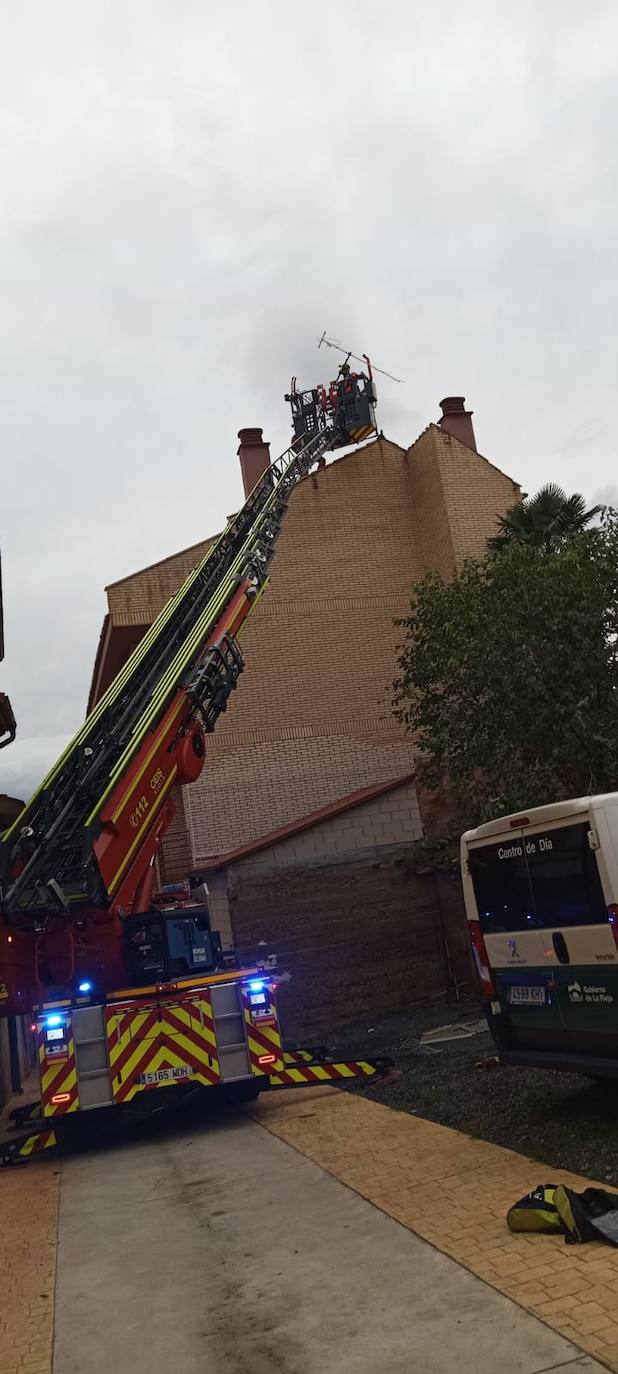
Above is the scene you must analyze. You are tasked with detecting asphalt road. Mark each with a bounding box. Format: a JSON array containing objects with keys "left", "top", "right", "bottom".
[{"left": 53, "top": 1108, "right": 602, "bottom": 1374}]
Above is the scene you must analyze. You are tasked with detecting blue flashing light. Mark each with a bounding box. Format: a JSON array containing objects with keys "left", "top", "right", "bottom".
[
  {"left": 248, "top": 979, "right": 266, "bottom": 993},
  {"left": 78, "top": 980, "right": 93, "bottom": 994},
  {"left": 46, "top": 1013, "right": 63, "bottom": 1028}
]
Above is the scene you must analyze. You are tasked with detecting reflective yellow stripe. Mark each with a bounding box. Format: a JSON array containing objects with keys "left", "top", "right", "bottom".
[
  {"left": 3, "top": 519, "right": 236, "bottom": 837},
  {"left": 19, "top": 1134, "right": 38, "bottom": 1156},
  {"left": 236, "top": 578, "right": 270, "bottom": 637},
  {"left": 107, "top": 967, "right": 260, "bottom": 1000},
  {"left": 5, "top": 454, "right": 293, "bottom": 841},
  {"left": 91, "top": 575, "right": 239, "bottom": 818},
  {"left": 18, "top": 1129, "right": 57, "bottom": 1157},
  {"left": 107, "top": 699, "right": 185, "bottom": 826},
  {"left": 90, "top": 476, "right": 289, "bottom": 810},
  {"left": 107, "top": 764, "right": 178, "bottom": 894}
]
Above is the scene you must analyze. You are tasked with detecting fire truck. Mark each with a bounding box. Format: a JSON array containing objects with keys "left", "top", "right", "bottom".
[{"left": 0, "top": 362, "right": 389, "bottom": 1163}]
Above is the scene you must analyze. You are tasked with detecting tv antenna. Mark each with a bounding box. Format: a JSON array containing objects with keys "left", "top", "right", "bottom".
[{"left": 317, "top": 332, "right": 404, "bottom": 384}]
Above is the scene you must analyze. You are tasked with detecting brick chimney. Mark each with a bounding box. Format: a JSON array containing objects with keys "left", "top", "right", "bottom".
[
  {"left": 237, "top": 427, "right": 271, "bottom": 498},
  {"left": 438, "top": 397, "right": 477, "bottom": 452}
]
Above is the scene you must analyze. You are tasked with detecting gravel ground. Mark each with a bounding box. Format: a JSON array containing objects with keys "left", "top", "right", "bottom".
[{"left": 324, "top": 1001, "right": 618, "bottom": 1186}]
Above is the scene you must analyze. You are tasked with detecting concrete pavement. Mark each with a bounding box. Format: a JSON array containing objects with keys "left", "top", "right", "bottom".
[
  {"left": 253, "top": 1086, "right": 618, "bottom": 1370},
  {"left": 52, "top": 1110, "right": 603, "bottom": 1374}
]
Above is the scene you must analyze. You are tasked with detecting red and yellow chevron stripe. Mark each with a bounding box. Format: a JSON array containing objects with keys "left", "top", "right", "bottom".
[
  {"left": 39, "top": 1026, "right": 79, "bottom": 1117},
  {"left": 268, "top": 1060, "right": 379, "bottom": 1087},
  {"left": 17, "top": 1128, "right": 57, "bottom": 1158},
  {"left": 105, "top": 995, "right": 220, "bottom": 1103},
  {"left": 241, "top": 988, "right": 284, "bottom": 1076}
]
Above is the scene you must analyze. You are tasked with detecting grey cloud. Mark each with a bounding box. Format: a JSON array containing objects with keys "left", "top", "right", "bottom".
[
  {"left": 0, "top": 736, "right": 70, "bottom": 806},
  {"left": 591, "top": 485, "right": 618, "bottom": 509},
  {"left": 2, "top": 0, "right": 618, "bottom": 801}
]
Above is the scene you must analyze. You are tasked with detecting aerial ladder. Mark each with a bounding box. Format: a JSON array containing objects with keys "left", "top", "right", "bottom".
[{"left": 0, "top": 363, "right": 390, "bottom": 1163}]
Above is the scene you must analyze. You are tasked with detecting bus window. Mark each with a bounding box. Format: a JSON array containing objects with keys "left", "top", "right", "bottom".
[
  {"left": 524, "top": 823, "right": 607, "bottom": 927},
  {"left": 468, "top": 840, "right": 537, "bottom": 935}
]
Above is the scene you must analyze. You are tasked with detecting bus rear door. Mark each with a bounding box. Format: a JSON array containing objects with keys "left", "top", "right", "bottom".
[
  {"left": 468, "top": 817, "right": 618, "bottom": 1061},
  {"left": 522, "top": 820, "right": 618, "bottom": 1059},
  {"left": 467, "top": 832, "right": 568, "bottom": 1053}
]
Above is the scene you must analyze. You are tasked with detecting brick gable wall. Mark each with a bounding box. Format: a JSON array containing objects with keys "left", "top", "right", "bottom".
[
  {"left": 432, "top": 427, "right": 520, "bottom": 568},
  {"left": 100, "top": 424, "right": 520, "bottom": 877},
  {"left": 107, "top": 536, "right": 217, "bottom": 625}
]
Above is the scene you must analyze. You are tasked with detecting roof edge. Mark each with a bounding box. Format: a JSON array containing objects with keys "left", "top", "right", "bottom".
[
  {"left": 105, "top": 435, "right": 408, "bottom": 592},
  {"left": 192, "top": 771, "right": 416, "bottom": 873},
  {"left": 429, "top": 422, "right": 521, "bottom": 489},
  {"left": 105, "top": 532, "right": 220, "bottom": 593},
  {"left": 87, "top": 613, "right": 112, "bottom": 714}
]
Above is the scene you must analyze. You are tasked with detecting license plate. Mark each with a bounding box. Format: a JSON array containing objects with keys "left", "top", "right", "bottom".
[
  {"left": 138, "top": 1066, "right": 194, "bottom": 1086},
  {"left": 508, "top": 985, "right": 546, "bottom": 1006}
]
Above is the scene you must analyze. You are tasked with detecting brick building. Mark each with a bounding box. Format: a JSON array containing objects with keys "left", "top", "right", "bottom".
[{"left": 89, "top": 397, "right": 519, "bottom": 1031}]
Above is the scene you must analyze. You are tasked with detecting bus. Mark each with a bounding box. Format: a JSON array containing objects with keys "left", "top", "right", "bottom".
[{"left": 461, "top": 794, "right": 618, "bottom": 1078}]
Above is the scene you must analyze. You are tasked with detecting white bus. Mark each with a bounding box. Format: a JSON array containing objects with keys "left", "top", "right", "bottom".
[{"left": 461, "top": 794, "right": 618, "bottom": 1077}]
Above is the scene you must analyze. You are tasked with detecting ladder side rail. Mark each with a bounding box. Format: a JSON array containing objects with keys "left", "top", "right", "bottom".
[{"left": 2, "top": 428, "right": 336, "bottom": 915}]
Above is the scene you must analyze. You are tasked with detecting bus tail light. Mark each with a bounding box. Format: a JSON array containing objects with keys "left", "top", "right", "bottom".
[
  {"left": 608, "top": 905, "right": 618, "bottom": 951},
  {"left": 469, "top": 920, "right": 496, "bottom": 998}
]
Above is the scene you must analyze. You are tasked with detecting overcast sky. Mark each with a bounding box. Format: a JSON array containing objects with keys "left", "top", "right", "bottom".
[{"left": 2, "top": 0, "right": 618, "bottom": 801}]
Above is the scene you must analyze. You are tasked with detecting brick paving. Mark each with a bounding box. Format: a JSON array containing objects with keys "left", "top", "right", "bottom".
[
  {"left": 0, "top": 1158, "right": 59, "bottom": 1374},
  {"left": 252, "top": 1087, "right": 618, "bottom": 1372}
]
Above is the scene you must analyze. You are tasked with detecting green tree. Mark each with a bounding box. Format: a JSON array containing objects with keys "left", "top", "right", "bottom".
[
  {"left": 488, "top": 483, "right": 602, "bottom": 552},
  {"left": 394, "top": 513, "right": 618, "bottom": 825}
]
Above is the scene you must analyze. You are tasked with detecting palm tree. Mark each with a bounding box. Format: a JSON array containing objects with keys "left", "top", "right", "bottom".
[{"left": 489, "top": 483, "right": 603, "bottom": 552}]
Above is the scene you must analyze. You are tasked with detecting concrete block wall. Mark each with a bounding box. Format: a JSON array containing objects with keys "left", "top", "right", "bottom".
[
  {"left": 184, "top": 737, "right": 419, "bottom": 864},
  {"left": 229, "top": 850, "right": 473, "bottom": 1039},
  {"left": 203, "top": 870, "right": 234, "bottom": 948},
  {"left": 232, "top": 778, "right": 422, "bottom": 876}
]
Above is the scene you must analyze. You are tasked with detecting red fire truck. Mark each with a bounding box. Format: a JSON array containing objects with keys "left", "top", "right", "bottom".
[{"left": 0, "top": 365, "right": 389, "bottom": 1163}]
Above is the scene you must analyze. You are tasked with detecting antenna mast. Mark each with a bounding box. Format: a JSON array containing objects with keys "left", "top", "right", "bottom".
[{"left": 317, "top": 332, "right": 404, "bottom": 384}]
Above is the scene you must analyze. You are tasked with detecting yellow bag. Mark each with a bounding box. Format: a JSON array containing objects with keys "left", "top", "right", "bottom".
[{"left": 507, "top": 1185, "right": 564, "bottom": 1234}]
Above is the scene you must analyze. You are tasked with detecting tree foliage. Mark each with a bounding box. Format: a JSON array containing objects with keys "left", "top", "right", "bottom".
[
  {"left": 394, "top": 512, "right": 618, "bottom": 825},
  {"left": 488, "top": 483, "right": 602, "bottom": 552}
]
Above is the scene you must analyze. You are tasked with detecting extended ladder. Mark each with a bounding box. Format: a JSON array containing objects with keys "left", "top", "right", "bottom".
[{"left": 1, "top": 387, "right": 371, "bottom": 920}]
